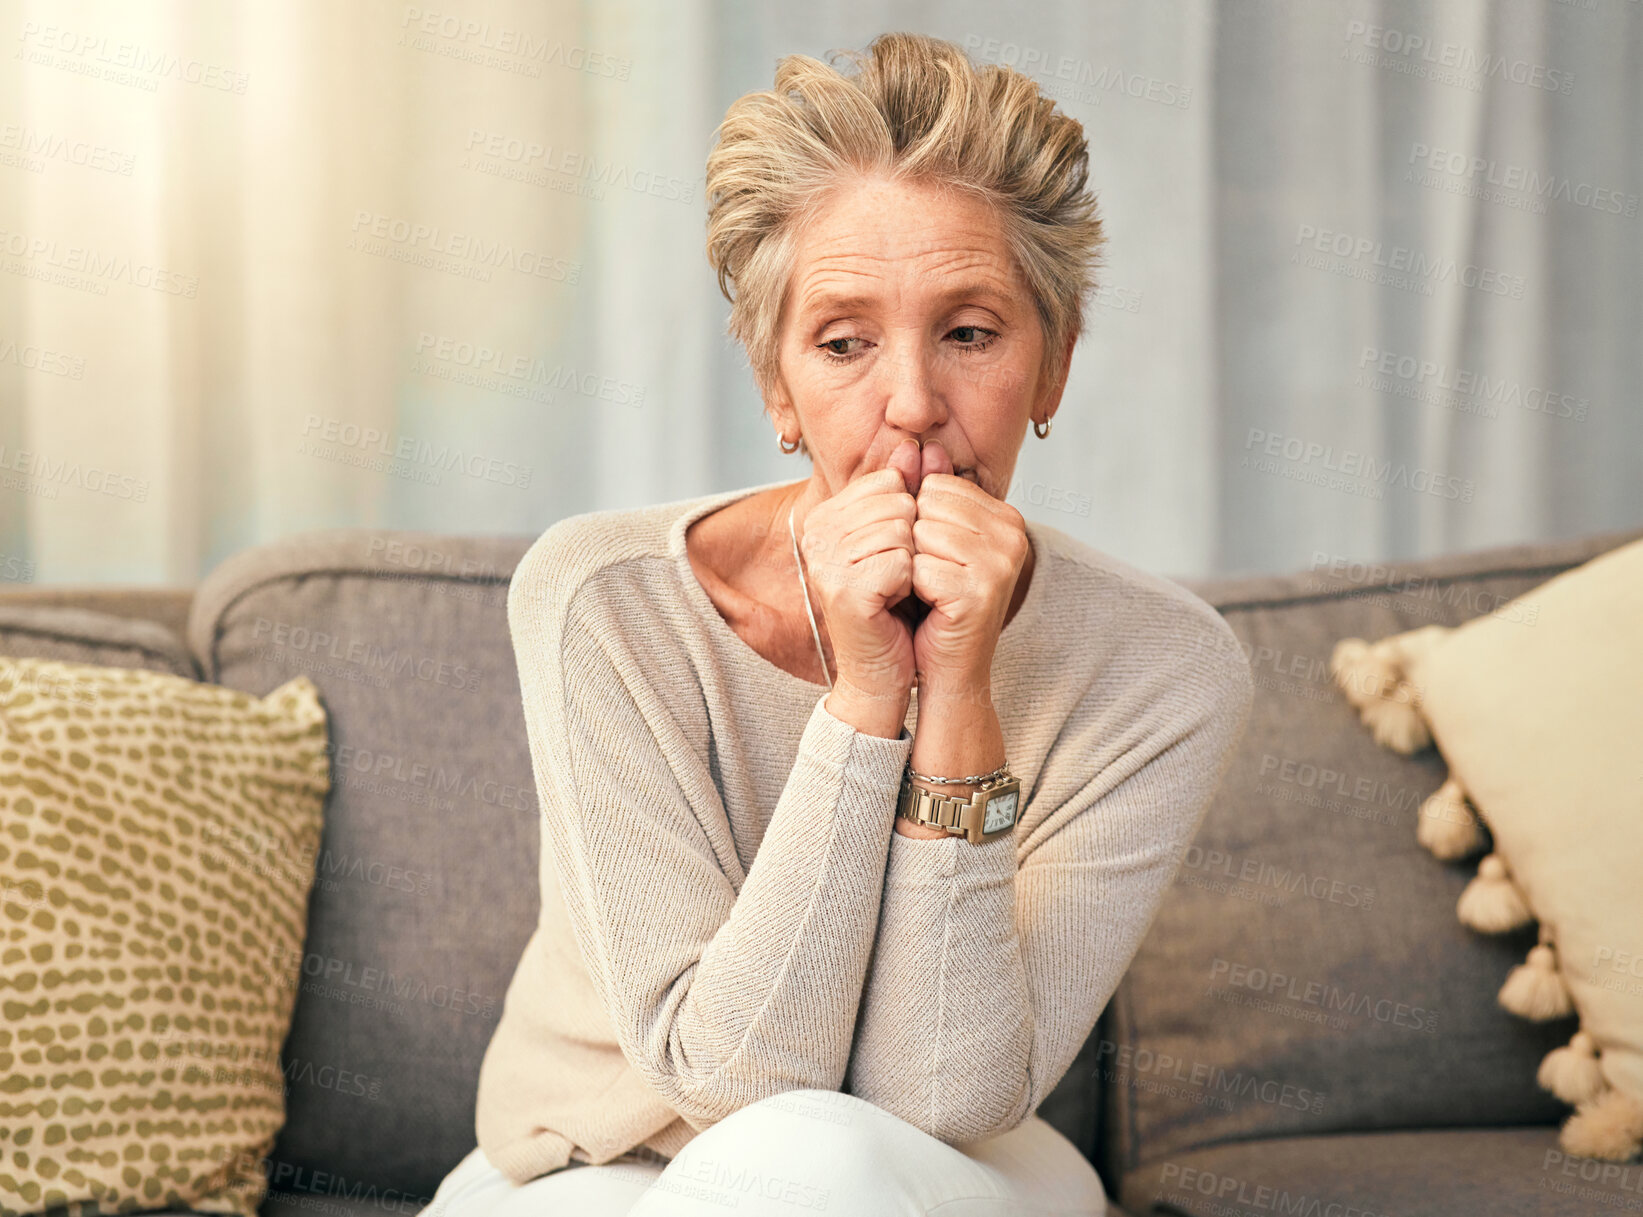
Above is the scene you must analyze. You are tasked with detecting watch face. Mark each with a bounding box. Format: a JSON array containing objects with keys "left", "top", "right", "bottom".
[{"left": 982, "top": 790, "right": 1019, "bottom": 834}]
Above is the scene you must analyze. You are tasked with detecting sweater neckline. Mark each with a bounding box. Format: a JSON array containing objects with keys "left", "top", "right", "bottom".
[{"left": 669, "top": 478, "right": 1049, "bottom": 696}]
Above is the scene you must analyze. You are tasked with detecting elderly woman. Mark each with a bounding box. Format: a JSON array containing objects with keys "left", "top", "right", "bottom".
[{"left": 428, "top": 30, "right": 1251, "bottom": 1217}]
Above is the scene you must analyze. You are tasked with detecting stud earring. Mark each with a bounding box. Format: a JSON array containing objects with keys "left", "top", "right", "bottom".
[{"left": 1033, "top": 416, "right": 1052, "bottom": 439}]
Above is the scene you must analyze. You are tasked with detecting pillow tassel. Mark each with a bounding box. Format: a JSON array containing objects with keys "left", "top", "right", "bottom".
[
  {"left": 1538, "top": 1031, "right": 1608, "bottom": 1105},
  {"left": 1499, "top": 943, "right": 1574, "bottom": 1021},
  {"left": 1457, "top": 853, "right": 1532, "bottom": 933},
  {"left": 1329, "top": 635, "right": 1430, "bottom": 754},
  {"left": 1561, "top": 1089, "right": 1643, "bottom": 1162},
  {"left": 1416, "top": 775, "right": 1487, "bottom": 860}
]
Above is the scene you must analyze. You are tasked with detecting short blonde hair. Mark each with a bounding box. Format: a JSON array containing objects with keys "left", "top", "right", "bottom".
[{"left": 704, "top": 31, "right": 1106, "bottom": 447}]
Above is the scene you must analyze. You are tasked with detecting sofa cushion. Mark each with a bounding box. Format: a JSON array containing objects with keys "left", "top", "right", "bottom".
[
  {"left": 187, "top": 529, "right": 537, "bottom": 1200},
  {"left": 1092, "top": 525, "right": 1643, "bottom": 1186},
  {"left": 1119, "top": 1125, "right": 1610, "bottom": 1217},
  {"left": 0, "top": 602, "right": 197, "bottom": 678}
]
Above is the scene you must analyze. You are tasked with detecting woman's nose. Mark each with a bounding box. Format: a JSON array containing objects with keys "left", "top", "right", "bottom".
[{"left": 877, "top": 343, "right": 947, "bottom": 435}]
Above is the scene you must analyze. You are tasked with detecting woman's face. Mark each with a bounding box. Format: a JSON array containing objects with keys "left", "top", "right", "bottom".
[{"left": 769, "top": 174, "right": 1072, "bottom": 503}]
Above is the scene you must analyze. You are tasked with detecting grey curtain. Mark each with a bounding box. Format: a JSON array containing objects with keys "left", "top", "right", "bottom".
[{"left": 0, "top": 0, "right": 1636, "bottom": 583}]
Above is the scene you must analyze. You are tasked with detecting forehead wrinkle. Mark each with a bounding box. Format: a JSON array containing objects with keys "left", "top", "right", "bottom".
[
  {"left": 804, "top": 225, "right": 1006, "bottom": 267},
  {"left": 796, "top": 250, "right": 1017, "bottom": 320}
]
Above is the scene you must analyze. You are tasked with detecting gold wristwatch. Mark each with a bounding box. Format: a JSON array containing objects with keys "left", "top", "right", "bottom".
[{"left": 896, "top": 765, "right": 1022, "bottom": 844}]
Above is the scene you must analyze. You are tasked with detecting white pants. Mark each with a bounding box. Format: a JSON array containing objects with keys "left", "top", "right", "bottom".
[{"left": 424, "top": 1088, "right": 1108, "bottom": 1216}]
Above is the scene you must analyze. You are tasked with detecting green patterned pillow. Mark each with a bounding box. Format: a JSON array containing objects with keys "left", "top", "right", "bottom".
[{"left": 0, "top": 655, "right": 330, "bottom": 1215}]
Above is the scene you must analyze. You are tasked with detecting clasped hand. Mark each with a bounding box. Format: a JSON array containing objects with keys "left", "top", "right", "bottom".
[{"left": 799, "top": 436, "right": 1029, "bottom": 707}]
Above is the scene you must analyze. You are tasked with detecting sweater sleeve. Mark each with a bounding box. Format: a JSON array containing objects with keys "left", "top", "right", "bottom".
[
  {"left": 510, "top": 565, "right": 914, "bottom": 1132},
  {"left": 841, "top": 631, "right": 1254, "bottom": 1143}
]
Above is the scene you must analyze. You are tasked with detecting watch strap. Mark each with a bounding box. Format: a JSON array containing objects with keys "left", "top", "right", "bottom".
[{"left": 896, "top": 770, "right": 1022, "bottom": 844}]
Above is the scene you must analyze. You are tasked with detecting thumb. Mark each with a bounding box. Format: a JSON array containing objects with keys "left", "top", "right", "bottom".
[
  {"left": 888, "top": 437, "right": 922, "bottom": 495},
  {"left": 921, "top": 437, "right": 954, "bottom": 481}
]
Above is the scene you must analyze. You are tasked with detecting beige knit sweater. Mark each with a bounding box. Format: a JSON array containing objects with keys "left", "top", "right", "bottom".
[{"left": 472, "top": 479, "right": 1254, "bottom": 1184}]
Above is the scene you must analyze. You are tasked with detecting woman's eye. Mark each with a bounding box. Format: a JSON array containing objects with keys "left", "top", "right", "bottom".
[
  {"left": 817, "top": 328, "right": 996, "bottom": 362},
  {"left": 951, "top": 326, "right": 998, "bottom": 348}
]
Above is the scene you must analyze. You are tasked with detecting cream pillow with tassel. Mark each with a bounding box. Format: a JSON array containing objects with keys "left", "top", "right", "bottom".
[{"left": 1331, "top": 537, "right": 1643, "bottom": 1161}]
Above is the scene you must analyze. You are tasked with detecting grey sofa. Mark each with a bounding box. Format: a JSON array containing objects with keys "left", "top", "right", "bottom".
[{"left": 4, "top": 518, "right": 1639, "bottom": 1217}]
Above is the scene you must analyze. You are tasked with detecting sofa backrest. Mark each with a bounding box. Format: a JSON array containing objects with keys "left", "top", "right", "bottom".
[
  {"left": 186, "top": 528, "right": 539, "bottom": 1204},
  {"left": 0, "top": 594, "right": 196, "bottom": 677},
  {"left": 1088, "top": 524, "right": 1643, "bottom": 1196},
  {"left": 0, "top": 585, "right": 195, "bottom": 650}
]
